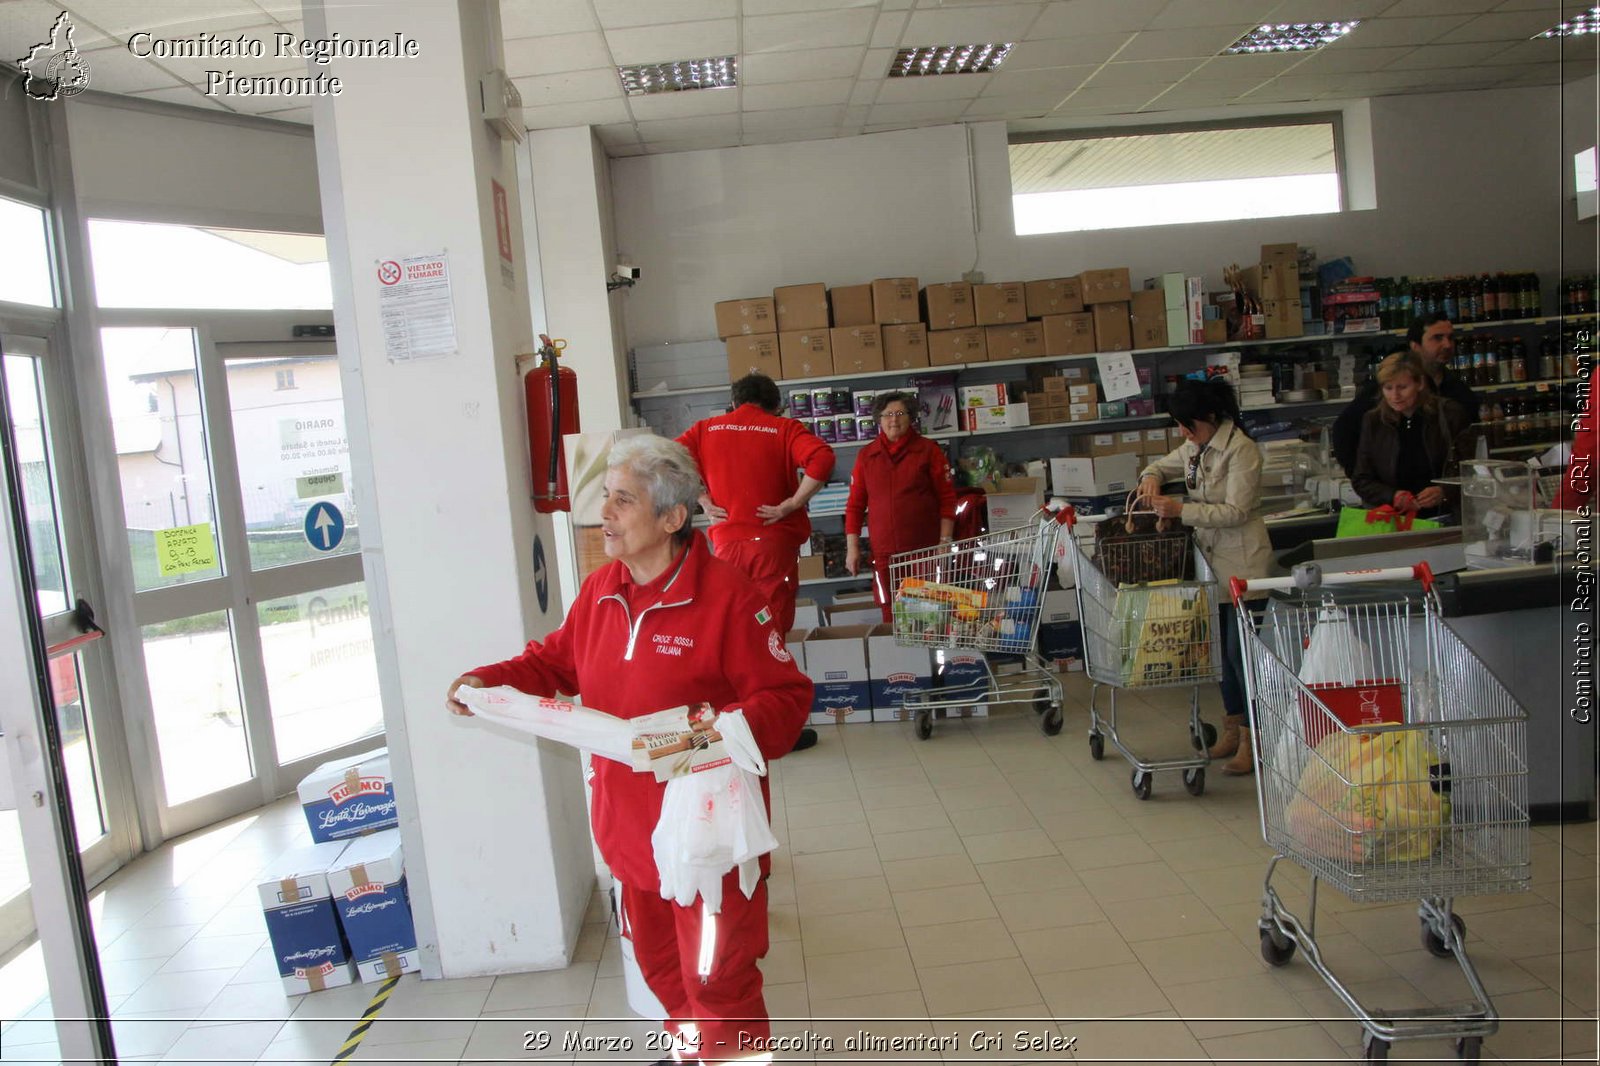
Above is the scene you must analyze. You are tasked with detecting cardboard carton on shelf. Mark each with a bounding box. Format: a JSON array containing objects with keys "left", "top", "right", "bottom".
[
  {"left": 1091, "top": 302, "right": 1133, "bottom": 352},
  {"left": 1050, "top": 454, "right": 1140, "bottom": 498},
  {"left": 928, "top": 327, "right": 987, "bottom": 366},
  {"left": 985, "top": 323, "right": 1046, "bottom": 360},
  {"left": 726, "top": 334, "right": 782, "bottom": 381},
  {"left": 871, "top": 277, "right": 920, "bottom": 324},
  {"left": 922, "top": 282, "right": 976, "bottom": 330},
  {"left": 881, "top": 323, "right": 929, "bottom": 369},
  {"left": 1042, "top": 312, "right": 1096, "bottom": 356},
  {"left": 973, "top": 281, "right": 1027, "bottom": 325},
  {"left": 1025, "top": 277, "right": 1084, "bottom": 318},
  {"left": 773, "top": 283, "right": 829, "bottom": 333},
  {"left": 959, "top": 384, "right": 1008, "bottom": 409},
  {"left": 714, "top": 297, "right": 776, "bottom": 339},
  {"left": 984, "top": 476, "right": 1044, "bottom": 525},
  {"left": 1079, "top": 267, "right": 1132, "bottom": 305},
  {"left": 830, "top": 283, "right": 875, "bottom": 327},
  {"left": 1129, "top": 289, "right": 1168, "bottom": 350},
  {"left": 779, "top": 330, "right": 834, "bottom": 379},
  {"left": 830, "top": 326, "right": 884, "bottom": 374}
]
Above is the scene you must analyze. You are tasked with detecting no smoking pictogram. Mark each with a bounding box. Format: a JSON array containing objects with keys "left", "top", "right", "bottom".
[{"left": 377, "top": 260, "right": 402, "bottom": 285}]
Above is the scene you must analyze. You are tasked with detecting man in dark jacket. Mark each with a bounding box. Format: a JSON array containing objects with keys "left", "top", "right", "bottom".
[{"left": 1331, "top": 313, "right": 1478, "bottom": 476}]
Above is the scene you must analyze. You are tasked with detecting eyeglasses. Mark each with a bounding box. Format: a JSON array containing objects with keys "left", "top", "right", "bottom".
[{"left": 879, "top": 411, "right": 910, "bottom": 421}]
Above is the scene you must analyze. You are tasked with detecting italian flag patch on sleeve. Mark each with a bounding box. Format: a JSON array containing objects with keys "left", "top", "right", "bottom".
[{"left": 754, "top": 607, "right": 771, "bottom": 625}]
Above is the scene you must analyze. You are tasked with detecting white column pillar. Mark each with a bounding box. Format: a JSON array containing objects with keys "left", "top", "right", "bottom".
[{"left": 305, "top": 0, "right": 594, "bottom": 977}]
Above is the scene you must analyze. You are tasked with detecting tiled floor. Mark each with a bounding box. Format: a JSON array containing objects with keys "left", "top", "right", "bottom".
[{"left": 1, "top": 675, "right": 1595, "bottom": 1064}]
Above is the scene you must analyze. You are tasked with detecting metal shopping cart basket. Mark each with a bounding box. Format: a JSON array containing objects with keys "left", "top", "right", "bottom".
[
  {"left": 1234, "top": 562, "right": 1529, "bottom": 1064},
  {"left": 1064, "top": 509, "right": 1222, "bottom": 800},
  {"left": 888, "top": 508, "right": 1073, "bottom": 741}
]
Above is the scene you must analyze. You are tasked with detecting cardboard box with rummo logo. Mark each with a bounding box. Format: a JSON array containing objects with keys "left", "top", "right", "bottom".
[
  {"left": 934, "top": 649, "right": 990, "bottom": 718},
  {"left": 258, "top": 840, "right": 357, "bottom": 996},
  {"left": 866, "top": 624, "right": 932, "bottom": 721},
  {"left": 298, "top": 749, "right": 398, "bottom": 843},
  {"left": 326, "top": 829, "right": 420, "bottom": 983},
  {"left": 800, "top": 626, "right": 873, "bottom": 725}
]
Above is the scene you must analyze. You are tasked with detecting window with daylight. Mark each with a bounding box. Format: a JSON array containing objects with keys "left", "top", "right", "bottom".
[{"left": 1010, "top": 118, "right": 1343, "bottom": 235}]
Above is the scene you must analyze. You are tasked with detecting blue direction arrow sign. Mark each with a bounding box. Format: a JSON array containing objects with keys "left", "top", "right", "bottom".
[{"left": 304, "top": 501, "right": 345, "bottom": 552}]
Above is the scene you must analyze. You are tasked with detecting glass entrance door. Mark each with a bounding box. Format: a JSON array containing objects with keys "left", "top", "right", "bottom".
[{"left": 99, "top": 317, "right": 381, "bottom": 839}]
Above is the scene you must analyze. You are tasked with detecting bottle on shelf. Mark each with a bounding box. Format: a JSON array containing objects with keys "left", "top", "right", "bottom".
[
  {"left": 1483, "top": 336, "right": 1500, "bottom": 385},
  {"left": 1396, "top": 276, "right": 1413, "bottom": 327},
  {"left": 1469, "top": 337, "right": 1487, "bottom": 385},
  {"left": 1442, "top": 276, "right": 1459, "bottom": 322},
  {"left": 1522, "top": 272, "right": 1541, "bottom": 318},
  {"left": 1411, "top": 279, "right": 1425, "bottom": 324},
  {"left": 1476, "top": 273, "right": 1493, "bottom": 322}
]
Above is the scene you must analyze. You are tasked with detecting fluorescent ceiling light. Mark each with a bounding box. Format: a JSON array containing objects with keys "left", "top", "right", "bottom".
[
  {"left": 617, "top": 56, "right": 736, "bottom": 96},
  {"left": 1536, "top": 7, "right": 1600, "bottom": 37},
  {"left": 888, "top": 43, "right": 1014, "bottom": 77},
  {"left": 1224, "top": 21, "right": 1359, "bottom": 54}
]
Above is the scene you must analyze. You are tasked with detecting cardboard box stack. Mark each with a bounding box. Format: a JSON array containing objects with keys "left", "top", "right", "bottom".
[
  {"left": 298, "top": 749, "right": 398, "bottom": 844},
  {"left": 326, "top": 829, "right": 421, "bottom": 981},
  {"left": 259, "top": 842, "right": 358, "bottom": 995}
]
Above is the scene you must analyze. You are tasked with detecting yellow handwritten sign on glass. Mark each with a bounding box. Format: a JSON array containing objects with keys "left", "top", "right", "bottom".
[{"left": 154, "top": 522, "right": 218, "bottom": 576}]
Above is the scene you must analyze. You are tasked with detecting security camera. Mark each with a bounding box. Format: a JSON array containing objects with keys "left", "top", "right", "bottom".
[
  {"left": 607, "top": 262, "right": 640, "bottom": 292},
  {"left": 616, "top": 262, "right": 640, "bottom": 280}
]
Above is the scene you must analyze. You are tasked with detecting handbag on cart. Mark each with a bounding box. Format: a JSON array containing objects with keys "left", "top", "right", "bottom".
[{"left": 1093, "top": 492, "right": 1194, "bottom": 586}]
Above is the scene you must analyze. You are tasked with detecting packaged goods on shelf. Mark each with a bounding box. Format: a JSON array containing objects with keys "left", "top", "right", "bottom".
[
  {"left": 1129, "top": 289, "right": 1168, "bottom": 349},
  {"left": 1051, "top": 454, "right": 1139, "bottom": 497},
  {"left": 714, "top": 297, "right": 775, "bottom": 339},
  {"left": 960, "top": 384, "right": 1008, "bottom": 409},
  {"left": 726, "top": 334, "right": 782, "bottom": 381},
  {"left": 773, "top": 283, "right": 829, "bottom": 333},
  {"left": 1043, "top": 312, "right": 1096, "bottom": 356}
]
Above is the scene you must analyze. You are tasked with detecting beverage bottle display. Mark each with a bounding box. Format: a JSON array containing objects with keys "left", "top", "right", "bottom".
[
  {"left": 1410, "top": 280, "right": 1424, "bottom": 323},
  {"left": 1484, "top": 337, "right": 1501, "bottom": 384},
  {"left": 1396, "top": 276, "right": 1413, "bottom": 325},
  {"left": 1522, "top": 273, "right": 1540, "bottom": 318},
  {"left": 1376, "top": 277, "right": 1391, "bottom": 330},
  {"left": 1462, "top": 275, "right": 1479, "bottom": 323},
  {"left": 1470, "top": 339, "right": 1487, "bottom": 385},
  {"left": 1442, "top": 277, "right": 1459, "bottom": 321}
]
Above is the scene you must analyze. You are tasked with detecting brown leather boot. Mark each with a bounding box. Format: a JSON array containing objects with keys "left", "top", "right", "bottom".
[
  {"left": 1208, "top": 714, "right": 1244, "bottom": 759},
  {"left": 1223, "top": 727, "right": 1254, "bottom": 776}
]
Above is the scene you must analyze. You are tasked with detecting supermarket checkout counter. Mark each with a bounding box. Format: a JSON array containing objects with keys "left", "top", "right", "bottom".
[{"left": 1262, "top": 521, "right": 1594, "bottom": 823}]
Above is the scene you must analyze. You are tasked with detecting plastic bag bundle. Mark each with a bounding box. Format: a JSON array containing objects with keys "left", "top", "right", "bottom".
[
  {"left": 1298, "top": 607, "right": 1379, "bottom": 686},
  {"left": 456, "top": 686, "right": 637, "bottom": 765},
  {"left": 651, "top": 711, "right": 778, "bottom": 913},
  {"left": 1285, "top": 729, "right": 1451, "bottom": 864}
]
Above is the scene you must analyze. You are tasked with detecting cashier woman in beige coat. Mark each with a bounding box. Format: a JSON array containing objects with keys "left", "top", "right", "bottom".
[{"left": 1136, "top": 378, "right": 1272, "bottom": 776}]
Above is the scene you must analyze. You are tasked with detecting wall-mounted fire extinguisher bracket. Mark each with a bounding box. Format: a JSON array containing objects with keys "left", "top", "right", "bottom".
[{"left": 521, "top": 334, "right": 580, "bottom": 512}]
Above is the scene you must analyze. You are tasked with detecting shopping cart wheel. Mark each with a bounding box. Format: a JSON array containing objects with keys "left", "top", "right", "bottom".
[
  {"left": 1259, "top": 926, "right": 1295, "bottom": 966},
  {"left": 1193, "top": 721, "right": 1218, "bottom": 752},
  {"left": 1421, "top": 913, "right": 1467, "bottom": 958},
  {"left": 1182, "top": 767, "right": 1205, "bottom": 797},
  {"left": 1130, "top": 769, "right": 1152, "bottom": 800},
  {"left": 1088, "top": 732, "right": 1105, "bottom": 761},
  {"left": 1454, "top": 1036, "right": 1481, "bottom": 1062},
  {"left": 1362, "top": 1033, "right": 1389, "bottom": 1062},
  {"left": 1040, "top": 704, "right": 1063, "bottom": 736},
  {"left": 914, "top": 709, "right": 933, "bottom": 741}
]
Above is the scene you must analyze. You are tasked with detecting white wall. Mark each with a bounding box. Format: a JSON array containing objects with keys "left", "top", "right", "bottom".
[
  {"left": 615, "top": 85, "right": 1571, "bottom": 349},
  {"left": 67, "top": 98, "right": 321, "bottom": 233}
]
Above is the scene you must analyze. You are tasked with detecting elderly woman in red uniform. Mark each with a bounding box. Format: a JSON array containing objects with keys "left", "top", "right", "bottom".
[
  {"left": 447, "top": 435, "right": 810, "bottom": 1066},
  {"left": 844, "top": 391, "right": 957, "bottom": 622}
]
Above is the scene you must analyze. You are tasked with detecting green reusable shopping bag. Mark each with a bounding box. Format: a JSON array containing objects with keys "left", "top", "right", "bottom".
[{"left": 1336, "top": 505, "right": 1441, "bottom": 538}]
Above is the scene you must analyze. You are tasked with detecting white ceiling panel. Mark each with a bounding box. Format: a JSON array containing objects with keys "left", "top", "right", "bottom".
[
  {"left": 866, "top": 98, "right": 974, "bottom": 123},
  {"left": 75, "top": 43, "right": 187, "bottom": 92},
  {"left": 500, "top": 0, "right": 600, "bottom": 38},
  {"left": 1484, "top": 63, "right": 1562, "bottom": 84},
  {"left": 502, "top": 32, "right": 613, "bottom": 78},
  {"left": 963, "top": 92, "right": 1060, "bottom": 117},
  {"left": 1381, "top": 0, "right": 1497, "bottom": 16},
  {"left": 604, "top": 19, "right": 738, "bottom": 65},
  {"left": 739, "top": 46, "right": 866, "bottom": 85},
  {"left": 1146, "top": 84, "right": 1260, "bottom": 109},
  {"left": 1085, "top": 59, "right": 1202, "bottom": 88},
  {"left": 742, "top": 77, "right": 855, "bottom": 110},
  {"left": 1436, "top": 9, "right": 1574, "bottom": 43},
  {"left": 870, "top": 10, "right": 909, "bottom": 48},
  {"left": 1003, "top": 33, "right": 1134, "bottom": 69},
  {"left": 981, "top": 66, "right": 1098, "bottom": 98},
  {"left": 634, "top": 113, "right": 741, "bottom": 139},
  {"left": 901, "top": 4, "right": 1046, "bottom": 44},
  {"left": 1480, "top": 38, "right": 1564, "bottom": 64},
  {"left": 66, "top": 0, "right": 263, "bottom": 38},
  {"left": 740, "top": 105, "right": 846, "bottom": 132},
  {"left": 1115, "top": 27, "right": 1245, "bottom": 62},
  {"left": 643, "top": 135, "right": 738, "bottom": 153},
  {"left": 1148, "top": 0, "right": 1281, "bottom": 31},
  {"left": 625, "top": 86, "right": 740, "bottom": 121},
  {"left": 1029, "top": 0, "right": 1168, "bottom": 37},
  {"left": 740, "top": 126, "right": 842, "bottom": 145},
  {"left": 1259, "top": 0, "right": 1390, "bottom": 20},
  {"left": 1279, "top": 45, "right": 1419, "bottom": 73},
  {"left": 512, "top": 67, "right": 623, "bottom": 108},
  {"left": 1183, "top": 53, "right": 1306, "bottom": 80},
  {"left": 741, "top": 0, "right": 879, "bottom": 15},
  {"left": 1399, "top": 40, "right": 1517, "bottom": 68},
  {"left": 125, "top": 85, "right": 225, "bottom": 110},
  {"left": 743, "top": 7, "right": 879, "bottom": 53},
  {"left": 1053, "top": 84, "right": 1168, "bottom": 111},
  {"left": 1341, "top": 15, "right": 1474, "bottom": 46},
  {"left": 0, "top": 1, "right": 109, "bottom": 51},
  {"left": 592, "top": 0, "right": 735, "bottom": 30},
  {"left": 873, "top": 72, "right": 992, "bottom": 102},
  {"left": 861, "top": 48, "right": 898, "bottom": 78},
  {"left": 522, "top": 96, "right": 632, "bottom": 129},
  {"left": 850, "top": 78, "right": 884, "bottom": 105},
  {"left": 594, "top": 124, "right": 640, "bottom": 147},
  {"left": 842, "top": 103, "right": 870, "bottom": 126}
]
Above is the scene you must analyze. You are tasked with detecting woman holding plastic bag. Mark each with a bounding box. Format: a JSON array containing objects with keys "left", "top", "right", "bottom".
[
  {"left": 446, "top": 435, "right": 811, "bottom": 1066},
  {"left": 1136, "top": 378, "right": 1272, "bottom": 775}
]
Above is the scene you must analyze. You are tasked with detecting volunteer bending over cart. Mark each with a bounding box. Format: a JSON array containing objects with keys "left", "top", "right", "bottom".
[
  {"left": 447, "top": 435, "right": 811, "bottom": 1066},
  {"left": 1136, "top": 378, "right": 1272, "bottom": 776}
]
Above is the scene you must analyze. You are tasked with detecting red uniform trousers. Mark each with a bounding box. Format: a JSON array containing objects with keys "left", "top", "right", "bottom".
[
  {"left": 714, "top": 536, "right": 800, "bottom": 634},
  {"left": 621, "top": 873, "right": 770, "bottom": 1064}
]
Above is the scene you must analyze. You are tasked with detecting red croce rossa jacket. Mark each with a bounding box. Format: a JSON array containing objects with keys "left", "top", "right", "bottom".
[
  {"left": 677, "top": 403, "right": 836, "bottom": 551},
  {"left": 469, "top": 534, "right": 812, "bottom": 891},
  {"left": 843, "top": 429, "right": 957, "bottom": 556}
]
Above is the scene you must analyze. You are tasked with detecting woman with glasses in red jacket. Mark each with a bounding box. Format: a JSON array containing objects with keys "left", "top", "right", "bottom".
[{"left": 844, "top": 391, "right": 957, "bottom": 622}]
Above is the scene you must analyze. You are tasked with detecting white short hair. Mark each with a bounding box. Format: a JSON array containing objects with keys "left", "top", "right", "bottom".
[{"left": 607, "top": 435, "right": 703, "bottom": 540}]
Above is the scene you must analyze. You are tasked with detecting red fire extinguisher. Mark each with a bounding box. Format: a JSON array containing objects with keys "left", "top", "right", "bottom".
[{"left": 524, "top": 334, "right": 579, "bottom": 512}]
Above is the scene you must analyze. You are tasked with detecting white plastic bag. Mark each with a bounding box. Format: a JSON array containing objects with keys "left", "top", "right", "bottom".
[
  {"left": 1298, "top": 607, "right": 1378, "bottom": 686},
  {"left": 456, "top": 685, "right": 637, "bottom": 765},
  {"left": 651, "top": 710, "right": 777, "bottom": 913}
]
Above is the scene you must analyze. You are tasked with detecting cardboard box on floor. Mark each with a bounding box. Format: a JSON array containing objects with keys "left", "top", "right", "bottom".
[
  {"left": 258, "top": 841, "right": 358, "bottom": 996},
  {"left": 298, "top": 749, "right": 398, "bottom": 844},
  {"left": 985, "top": 476, "right": 1044, "bottom": 526},
  {"left": 934, "top": 649, "right": 990, "bottom": 718},
  {"left": 801, "top": 625, "right": 873, "bottom": 725},
  {"left": 866, "top": 624, "right": 932, "bottom": 721},
  {"left": 793, "top": 599, "right": 821, "bottom": 630},
  {"left": 326, "top": 828, "right": 420, "bottom": 982},
  {"left": 714, "top": 297, "right": 775, "bottom": 339},
  {"left": 726, "top": 334, "right": 781, "bottom": 381}
]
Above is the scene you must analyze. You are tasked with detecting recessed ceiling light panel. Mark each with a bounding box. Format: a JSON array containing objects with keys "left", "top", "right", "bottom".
[
  {"left": 1536, "top": 6, "right": 1600, "bottom": 37},
  {"left": 617, "top": 56, "right": 736, "bottom": 96},
  {"left": 888, "top": 43, "right": 1014, "bottom": 77},
  {"left": 1224, "top": 21, "right": 1359, "bottom": 54}
]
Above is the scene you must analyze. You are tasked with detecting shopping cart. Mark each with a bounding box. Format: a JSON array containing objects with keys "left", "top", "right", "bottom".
[
  {"left": 1234, "top": 562, "right": 1529, "bottom": 1065},
  {"left": 1064, "top": 509, "right": 1221, "bottom": 800},
  {"left": 889, "top": 508, "right": 1072, "bottom": 740}
]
